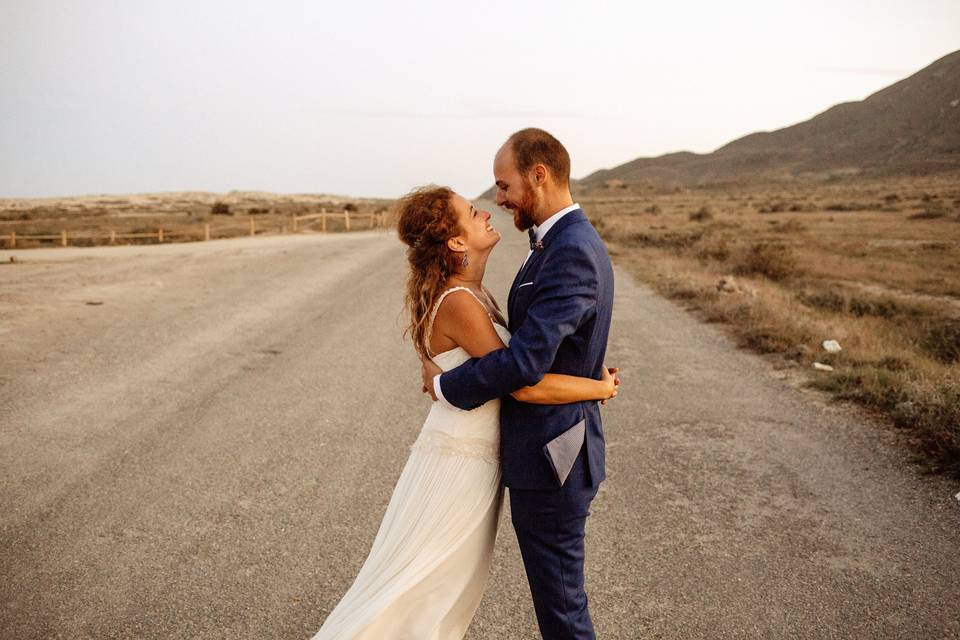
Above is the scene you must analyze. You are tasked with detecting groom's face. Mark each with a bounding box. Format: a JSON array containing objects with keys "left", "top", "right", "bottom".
[{"left": 493, "top": 147, "right": 539, "bottom": 232}]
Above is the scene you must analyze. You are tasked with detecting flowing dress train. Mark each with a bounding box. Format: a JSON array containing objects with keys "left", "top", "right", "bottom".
[{"left": 310, "top": 287, "right": 509, "bottom": 640}]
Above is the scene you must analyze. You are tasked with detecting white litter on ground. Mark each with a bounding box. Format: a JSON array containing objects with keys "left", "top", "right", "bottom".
[{"left": 822, "top": 339, "right": 842, "bottom": 353}]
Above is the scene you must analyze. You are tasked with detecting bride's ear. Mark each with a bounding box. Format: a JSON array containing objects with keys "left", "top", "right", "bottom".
[{"left": 446, "top": 236, "right": 466, "bottom": 253}]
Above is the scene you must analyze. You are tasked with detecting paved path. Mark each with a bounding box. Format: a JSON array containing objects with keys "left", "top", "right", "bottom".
[{"left": 1, "top": 210, "right": 958, "bottom": 639}]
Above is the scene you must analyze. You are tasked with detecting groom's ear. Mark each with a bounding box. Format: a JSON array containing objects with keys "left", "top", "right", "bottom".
[{"left": 532, "top": 163, "right": 548, "bottom": 186}]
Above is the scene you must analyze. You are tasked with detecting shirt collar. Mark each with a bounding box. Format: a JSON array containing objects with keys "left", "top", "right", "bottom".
[{"left": 532, "top": 202, "right": 580, "bottom": 242}]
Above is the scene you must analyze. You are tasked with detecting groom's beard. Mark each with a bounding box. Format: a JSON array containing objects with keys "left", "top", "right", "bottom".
[{"left": 509, "top": 184, "right": 539, "bottom": 232}]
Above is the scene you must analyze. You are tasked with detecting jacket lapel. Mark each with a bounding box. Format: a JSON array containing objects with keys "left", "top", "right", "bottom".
[{"left": 506, "top": 209, "right": 587, "bottom": 327}]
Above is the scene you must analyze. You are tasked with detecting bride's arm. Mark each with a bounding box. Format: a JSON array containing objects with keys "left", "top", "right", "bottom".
[
  {"left": 431, "top": 291, "right": 619, "bottom": 405},
  {"left": 511, "top": 368, "right": 619, "bottom": 405}
]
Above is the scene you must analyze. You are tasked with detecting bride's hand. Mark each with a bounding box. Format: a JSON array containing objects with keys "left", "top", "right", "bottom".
[
  {"left": 599, "top": 365, "right": 620, "bottom": 405},
  {"left": 420, "top": 352, "right": 441, "bottom": 401}
]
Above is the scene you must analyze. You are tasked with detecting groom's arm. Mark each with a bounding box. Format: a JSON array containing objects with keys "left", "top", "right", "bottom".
[{"left": 436, "top": 241, "right": 599, "bottom": 411}]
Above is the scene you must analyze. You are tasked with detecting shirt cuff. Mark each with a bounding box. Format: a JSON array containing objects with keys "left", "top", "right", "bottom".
[{"left": 433, "top": 375, "right": 461, "bottom": 411}]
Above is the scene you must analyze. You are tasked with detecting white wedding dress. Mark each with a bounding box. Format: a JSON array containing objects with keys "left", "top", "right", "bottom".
[{"left": 310, "top": 287, "right": 509, "bottom": 640}]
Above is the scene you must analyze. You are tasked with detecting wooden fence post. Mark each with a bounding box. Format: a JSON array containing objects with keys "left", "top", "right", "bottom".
[
  {"left": 345, "top": 211, "right": 351, "bottom": 231},
  {"left": 10, "top": 231, "right": 15, "bottom": 248},
  {"left": 204, "top": 223, "right": 210, "bottom": 241},
  {"left": 322, "top": 209, "right": 327, "bottom": 232},
  {"left": 109, "top": 229, "right": 116, "bottom": 244},
  {"left": 292, "top": 215, "right": 298, "bottom": 232},
  {"left": 61, "top": 230, "right": 67, "bottom": 246},
  {"left": 249, "top": 218, "right": 255, "bottom": 236},
  {"left": 158, "top": 228, "right": 164, "bottom": 243}
]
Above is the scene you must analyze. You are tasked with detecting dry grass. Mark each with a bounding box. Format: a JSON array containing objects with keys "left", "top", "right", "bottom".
[
  {"left": 0, "top": 192, "right": 394, "bottom": 248},
  {"left": 583, "top": 172, "right": 960, "bottom": 476}
]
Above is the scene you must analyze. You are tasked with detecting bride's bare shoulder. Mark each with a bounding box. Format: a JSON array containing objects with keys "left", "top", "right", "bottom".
[
  {"left": 432, "top": 289, "right": 504, "bottom": 357},
  {"left": 434, "top": 289, "right": 489, "bottom": 328}
]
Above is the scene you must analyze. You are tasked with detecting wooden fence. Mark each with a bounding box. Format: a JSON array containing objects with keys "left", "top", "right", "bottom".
[{"left": 0, "top": 211, "right": 388, "bottom": 248}]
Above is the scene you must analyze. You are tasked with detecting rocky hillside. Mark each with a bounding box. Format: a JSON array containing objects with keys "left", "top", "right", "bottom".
[{"left": 480, "top": 49, "right": 960, "bottom": 196}]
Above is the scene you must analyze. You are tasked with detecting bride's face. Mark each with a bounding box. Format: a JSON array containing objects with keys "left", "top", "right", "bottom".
[{"left": 449, "top": 193, "right": 500, "bottom": 255}]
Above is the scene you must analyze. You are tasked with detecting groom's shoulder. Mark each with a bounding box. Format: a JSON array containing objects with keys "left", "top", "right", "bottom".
[{"left": 556, "top": 212, "right": 607, "bottom": 253}]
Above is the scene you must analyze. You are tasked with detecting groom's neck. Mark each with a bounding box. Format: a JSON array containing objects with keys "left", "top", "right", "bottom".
[{"left": 534, "top": 189, "right": 575, "bottom": 226}]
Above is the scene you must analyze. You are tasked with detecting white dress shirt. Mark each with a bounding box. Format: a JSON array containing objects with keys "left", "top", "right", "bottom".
[{"left": 432, "top": 202, "right": 581, "bottom": 411}]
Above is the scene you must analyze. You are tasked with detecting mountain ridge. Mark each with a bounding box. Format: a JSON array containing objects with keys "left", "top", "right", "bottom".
[{"left": 479, "top": 49, "right": 960, "bottom": 198}]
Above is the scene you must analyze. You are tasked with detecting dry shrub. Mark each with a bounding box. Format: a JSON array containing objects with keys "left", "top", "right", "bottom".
[
  {"left": 694, "top": 237, "right": 731, "bottom": 262},
  {"left": 848, "top": 296, "right": 906, "bottom": 319},
  {"left": 732, "top": 242, "right": 799, "bottom": 281},
  {"left": 689, "top": 206, "right": 714, "bottom": 222},
  {"left": 917, "top": 319, "right": 960, "bottom": 364},
  {"left": 796, "top": 288, "right": 930, "bottom": 320},
  {"left": 894, "top": 377, "right": 960, "bottom": 476},
  {"left": 211, "top": 201, "right": 231, "bottom": 216},
  {"left": 758, "top": 200, "right": 788, "bottom": 213},
  {"left": 626, "top": 229, "right": 704, "bottom": 252},
  {"left": 908, "top": 201, "right": 948, "bottom": 219},
  {"left": 773, "top": 218, "right": 807, "bottom": 234},
  {"left": 824, "top": 202, "right": 875, "bottom": 211}
]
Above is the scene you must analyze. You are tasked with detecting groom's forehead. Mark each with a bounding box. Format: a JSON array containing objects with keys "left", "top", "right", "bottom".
[{"left": 494, "top": 148, "right": 518, "bottom": 176}]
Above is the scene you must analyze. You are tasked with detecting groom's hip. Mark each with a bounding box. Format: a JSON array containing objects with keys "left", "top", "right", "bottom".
[
  {"left": 500, "top": 403, "right": 606, "bottom": 490},
  {"left": 507, "top": 446, "right": 598, "bottom": 526}
]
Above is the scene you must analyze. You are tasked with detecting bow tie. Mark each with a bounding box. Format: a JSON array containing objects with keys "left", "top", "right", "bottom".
[{"left": 528, "top": 228, "right": 543, "bottom": 251}]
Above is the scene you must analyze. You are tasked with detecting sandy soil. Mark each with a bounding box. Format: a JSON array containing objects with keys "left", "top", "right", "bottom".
[{"left": 1, "top": 211, "right": 958, "bottom": 639}]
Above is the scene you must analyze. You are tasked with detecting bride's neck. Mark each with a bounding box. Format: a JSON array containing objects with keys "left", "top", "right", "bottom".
[{"left": 448, "top": 254, "right": 488, "bottom": 289}]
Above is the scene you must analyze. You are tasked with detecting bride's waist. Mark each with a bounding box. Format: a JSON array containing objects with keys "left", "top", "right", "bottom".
[
  {"left": 427, "top": 397, "right": 499, "bottom": 420},
  {"left": 412, "top": 426, "right": 499, "bottom": 464},
  {"left": 423, "top": 402, "right": 499, "bottom": 437}
]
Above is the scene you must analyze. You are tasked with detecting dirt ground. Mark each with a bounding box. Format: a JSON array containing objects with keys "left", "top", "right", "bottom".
[{"left": 1, "top": 210, "right": 958, "bottom": 639}]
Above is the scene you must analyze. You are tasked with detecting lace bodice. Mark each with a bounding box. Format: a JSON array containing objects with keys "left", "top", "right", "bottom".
[{"left": 414, "top": 287, "right": 509, "bottom": 464}]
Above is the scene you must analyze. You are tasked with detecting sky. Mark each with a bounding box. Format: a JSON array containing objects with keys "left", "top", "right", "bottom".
[{"left": 1, "top": 0, "right": 958, "bottom": 199}]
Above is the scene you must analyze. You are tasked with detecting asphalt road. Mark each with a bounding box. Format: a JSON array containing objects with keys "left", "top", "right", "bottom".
[{"left": 1, "top": 208, "right": 958, "bottom": 639}]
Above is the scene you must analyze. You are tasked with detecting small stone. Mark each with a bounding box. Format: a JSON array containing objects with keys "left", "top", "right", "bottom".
[
  {"left": 9, "top": 256, "right": 17, "bottom": 263},
  {"left": 716, "top": 276, "right": 738, "bottom": 293},
  {"left": 822, "top": 339, "right": 842, "bottom": 353},
  {"left": 85, "top": 300, "right": 104, "bottom": 306},
  {"left": 813, "top": 362, "right": 834, "bottom": 371}
]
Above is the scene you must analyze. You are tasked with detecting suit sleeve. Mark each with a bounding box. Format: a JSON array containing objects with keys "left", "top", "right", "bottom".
[{"left": 437, "top": 241, "right": 599, "bottom": 410}]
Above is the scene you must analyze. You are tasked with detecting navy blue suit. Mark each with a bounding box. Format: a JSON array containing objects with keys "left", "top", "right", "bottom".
[{"left": 438, "top": 207, "right": 614, "bottom": 639}]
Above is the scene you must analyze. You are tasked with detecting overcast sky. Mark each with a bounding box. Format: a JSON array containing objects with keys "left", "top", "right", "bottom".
[{"left": 1, "top": 0, "right": 958, "bottom": 199}]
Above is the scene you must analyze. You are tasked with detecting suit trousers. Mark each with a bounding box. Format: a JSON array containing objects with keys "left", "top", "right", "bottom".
[{"left": 509, "top": 445, "right": 599, "bottom": 640}]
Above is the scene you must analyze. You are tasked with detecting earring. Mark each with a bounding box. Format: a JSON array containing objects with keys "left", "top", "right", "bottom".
[{"left": 461, "top": 250, "right": 469, "bottom": 268}]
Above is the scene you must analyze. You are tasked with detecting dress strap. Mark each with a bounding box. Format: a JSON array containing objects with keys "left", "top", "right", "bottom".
[{"left": 426, "top": 287, "right": 493, "bottom": 357}]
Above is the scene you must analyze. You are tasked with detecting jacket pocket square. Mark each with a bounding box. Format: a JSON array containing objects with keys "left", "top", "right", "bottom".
[
  {"left": 542, "top": 419, "right": 586, "bottom": 487},
  {"left": 517, "top": 282, "right": 534, "bottom": 289}
]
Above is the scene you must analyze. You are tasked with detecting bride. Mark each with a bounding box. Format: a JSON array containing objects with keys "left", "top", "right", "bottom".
[{"left": 309, "top": 185, "right": 618, "bottom": 640}]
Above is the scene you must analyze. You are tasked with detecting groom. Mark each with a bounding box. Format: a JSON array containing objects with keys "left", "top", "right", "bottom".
[{"left": 421, "top": 128, "right": 615, "bottom": 639}]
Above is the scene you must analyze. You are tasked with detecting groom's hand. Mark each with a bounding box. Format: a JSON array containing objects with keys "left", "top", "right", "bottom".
[
  {"left": 599, "top": 365, "right": 621, "bottom": 405},
  {"left": 420, "top": 353, "right": 441, "bottom": 401}
]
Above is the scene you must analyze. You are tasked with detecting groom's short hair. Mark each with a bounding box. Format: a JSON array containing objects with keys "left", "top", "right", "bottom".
[{"left": 506, "top": 128, "right": 571, "bottom": 187}]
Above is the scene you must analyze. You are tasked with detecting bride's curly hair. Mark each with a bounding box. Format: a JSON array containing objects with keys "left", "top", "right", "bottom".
[{"left": 395, "top": 185, "right": 464, "bottom": 357}]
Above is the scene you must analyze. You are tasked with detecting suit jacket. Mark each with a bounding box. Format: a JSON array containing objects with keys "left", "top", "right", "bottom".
[{"left": 437, "top": 208, "right": 615, "bottom": 489}]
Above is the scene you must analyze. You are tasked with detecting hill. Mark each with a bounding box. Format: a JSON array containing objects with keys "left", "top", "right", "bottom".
[{"left": 480, "top": 49, "right": 960, "bottom": 197}]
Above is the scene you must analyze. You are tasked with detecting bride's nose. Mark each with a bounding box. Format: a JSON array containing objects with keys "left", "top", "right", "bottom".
[{"left": 482, "top": 210, "right": 491, "bottom": 221}]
